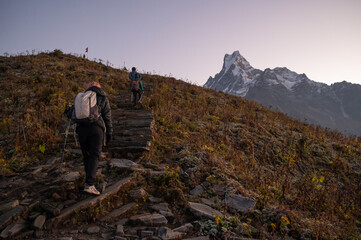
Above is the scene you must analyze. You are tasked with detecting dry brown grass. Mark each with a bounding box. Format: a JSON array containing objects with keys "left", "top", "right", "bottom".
[
  {"left": 141, "top": 76, "right": 361, "bottom": 239},
  {"left": 0, "top": 52, "right": 360, "bottom": 239}
]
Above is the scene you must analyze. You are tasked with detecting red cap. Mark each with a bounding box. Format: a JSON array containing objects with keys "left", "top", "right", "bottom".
[{"left": 87, "top": 81, "right": 101, "bottom": 89}]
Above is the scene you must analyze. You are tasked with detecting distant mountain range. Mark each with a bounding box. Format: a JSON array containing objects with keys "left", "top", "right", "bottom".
[{"left": 204, "top": 51, "right": 361, "bottom": 135}]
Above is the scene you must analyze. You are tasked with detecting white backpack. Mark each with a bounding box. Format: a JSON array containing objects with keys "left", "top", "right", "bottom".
[{"left": 73, "top": 90, "right": 99, "bottom": 123}]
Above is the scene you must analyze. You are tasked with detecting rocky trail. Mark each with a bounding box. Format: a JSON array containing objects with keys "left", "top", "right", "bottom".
[
  {"left": 0, "top": 89, "right": 256, "bottom": 240},
  {"left": 1, "top": 90, "right": 168, "bottom": 240}
]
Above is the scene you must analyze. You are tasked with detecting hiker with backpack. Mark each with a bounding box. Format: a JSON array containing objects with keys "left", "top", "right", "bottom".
[
  {"left": 71, "top": 81, "right": 113, "bottom": 195},
  {"left": 129, "top": 67, "right": 144, "bottom": 106}
]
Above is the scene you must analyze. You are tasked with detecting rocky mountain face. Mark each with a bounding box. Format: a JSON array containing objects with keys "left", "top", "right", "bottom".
[{"left": 204, "top": 51, "right": 361, "bottom": 135}]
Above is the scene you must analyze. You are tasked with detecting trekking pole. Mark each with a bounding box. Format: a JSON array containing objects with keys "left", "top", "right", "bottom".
[
  {"left": 59, "top": 119, "right": 71, "bottom": 172},
  {"left": 138, "top": 93, "right": 143, "bottom": 103}
]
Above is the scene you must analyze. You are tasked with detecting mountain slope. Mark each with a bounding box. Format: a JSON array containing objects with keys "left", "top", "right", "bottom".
[
  {"left": 0, "top": 51, "right": 360, "bottom": 239},
  {"left": 204, "top": 51, "right": 361, "bottom": 135}
]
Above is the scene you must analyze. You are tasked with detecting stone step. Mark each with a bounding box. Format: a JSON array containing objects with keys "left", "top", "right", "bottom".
[
  {"left": 113, "top": 118, "right": 153, "bottom": 127},
  {"left": 113, "top": 128, "right": 152, "bottom": 137},
  {"left": 0, "top": 206, "right": 24, "bottom": 229},
  {"left": 48, "top": 177, "right": 133, "bottom": 228},
  {"left": 113, "top": 134, "right": 153, "bottom": 142},
  {"left": 109, "top": 140, "right": 151, "bottom": 148},
  {"left": 109, "top": 146, "right": 150, "bottom": 159},
  {"left": 100, "top": 202, "right": 136, "bottom": 222},
  {"left": 112, "top": 109, "right": 153, "bottom": 119}
]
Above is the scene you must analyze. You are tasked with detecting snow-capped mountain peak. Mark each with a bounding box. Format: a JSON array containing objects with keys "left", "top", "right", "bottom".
[
  {"left": 204, "top": 51, "right": 361, "bottom": 136},
  {"left": 223, "top": 51, "right": 253, "bottom": 74},
  {"left": 263, "top": 67, "right": 304, "bottom": 90},
  {"left": 204, "top": 51, "right": 260, "bottom": 96}
]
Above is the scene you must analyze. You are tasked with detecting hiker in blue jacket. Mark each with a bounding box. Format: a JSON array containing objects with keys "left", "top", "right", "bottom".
[{"left": 129, "top": 67, "right": 144, "bottom": 106}]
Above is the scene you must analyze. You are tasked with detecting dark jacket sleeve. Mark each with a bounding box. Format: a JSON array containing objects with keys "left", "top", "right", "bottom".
[{"left": 101, "top": 97, "right": 113, "bottom": 135}]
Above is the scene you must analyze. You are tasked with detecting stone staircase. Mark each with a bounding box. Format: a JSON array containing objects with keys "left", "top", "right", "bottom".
[
  {"left": 0, "top": 87, "right": 254, "bottom": 240},
  {"left": 0, "top": 90, "right": 160, "bottom": 239}
]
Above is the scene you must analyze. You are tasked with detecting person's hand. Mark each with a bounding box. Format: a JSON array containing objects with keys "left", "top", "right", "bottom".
[{"left": 106, "top": 134, "right": 112, "bottom": 145}]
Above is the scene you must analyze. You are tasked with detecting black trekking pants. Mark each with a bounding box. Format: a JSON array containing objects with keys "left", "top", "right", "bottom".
[
  {"left": 77, "top": 124, "right": 104, "bottom": 186},
  {"left": 132, "top": 90, "right": 141, "bottom": 105}
]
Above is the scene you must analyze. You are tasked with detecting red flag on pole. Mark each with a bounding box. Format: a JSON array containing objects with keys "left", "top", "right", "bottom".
[{"left": 86, "top": 47, "right": 88, "bottom": 53}]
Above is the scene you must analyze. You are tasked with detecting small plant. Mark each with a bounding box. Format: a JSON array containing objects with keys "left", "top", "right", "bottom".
[
  {"left": 155, "top": 165, "right": 181, "bottom": 187},
  {"left": 52, "top": 49, "right": 63, "bottom": 57},
  {"left": 38, "top": 144, "right": 46, "bottom": 154}
]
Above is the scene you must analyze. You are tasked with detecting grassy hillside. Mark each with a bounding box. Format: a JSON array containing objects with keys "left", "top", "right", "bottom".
[
  {"left": 141, "top": 77, "right": 361, "bottom": 239},
  {"left": 0, "top": 51, "right": 360, "bottom": 239},
  {"left": 0, "top": 50, "right": 129, "bottom": 171}
]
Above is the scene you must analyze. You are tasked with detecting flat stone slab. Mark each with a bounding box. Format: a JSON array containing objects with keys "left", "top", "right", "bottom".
[
  {"left": 0, "top": 224, "right": 13, "bottom": 238},
  {"left": 62, "top": 171, "right": 80, "bottom": 182},
  {"left": 224, "top": 194, "right": 256, "bottom": 213},
  {"left": 150, "top": 203, "right": 169, "bottom": 212},
  {"left": 0, "top": 206, "right": 23, "bottom": 229},
  {"left": 156, "top": 227, "right": 185, "bottom": 239},
  {"left": 188, "top": 202, "right": 223, "bottom": 220},
  {"left": 173, "top": 223, "right": 194, "bottom": 233},
  {"left": 0, "top": 200, "right": 19, "bottom": 214},
  {"left": 100, "top": 202, "right": 136, "bottom": 222},
  {"left": 110, "top": 159, "right": 137, "bottom": 169},
  {"left": 148, "top": 196, "right": 162, "bottom": 203},
  {"left": 8, "top": 222, "right": 28, "bottom": 237},
  {"left": 49, "top": 177, "right": 133, "bottom": 227},
  {"left": 130, "top": 213, "right": 168, "bottom": 226}
]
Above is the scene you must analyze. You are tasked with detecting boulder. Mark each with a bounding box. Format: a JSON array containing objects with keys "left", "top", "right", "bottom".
[
  {"left": 110, "top": 159, "right": 137, "bottom": 169},
  {"left": 188, "top": 202, "right": 223, "bottom": 220},
  {"left": 87, "top": 226, "right": 100, "bottom": 234},
  {"left": 130, "top": 213, "right": 168, "bottom": 226},
  {"left": 116, "top": 224, "right": 124, "bottom": 235},
  {"left": 100, "top": 203, "right": 136, "bottom": 222},
  {"left": 148, "top": 196, "right": 162, "bottom": 203},
  {"left": 173, "top": 223, "right": 193, "bottom": 233},
  {"left": 224, "top": 194, "right": 256, "bottom": 213},
  {"left": 33, "top": 215, "right": 46, "bottom": 229},
  {"left": 159, "top": 210, "right": 174, "bottom": 218},
  {"left": 140, "top": 230, "right": 153, "bottom": 238},
  {"left": 129, "top": 188, "right": 148, "bottom": 200},
  {"left": 150, "top": 203, "right": 169, "bottom": 212},
  {"left": 190, "top": 185, "right": 204, "bottom": 197},
  {"left": 213, "top": 184, "right": 228, "bottom": 196}
]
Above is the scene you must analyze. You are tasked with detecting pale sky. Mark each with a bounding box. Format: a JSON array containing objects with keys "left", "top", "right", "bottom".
[{"left": 1, "top": 0, "right": 360, "bottom": 86}]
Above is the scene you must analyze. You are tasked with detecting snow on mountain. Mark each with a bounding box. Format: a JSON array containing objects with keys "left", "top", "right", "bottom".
[
  {"left": 204, "top": 51, "right": 361, "bottom": 135},
  {"left": 205, "top": 51, "right": 261, "bottom": 97}
]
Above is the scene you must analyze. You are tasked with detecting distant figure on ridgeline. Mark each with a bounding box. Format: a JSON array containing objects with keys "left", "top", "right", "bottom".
[{"left": 129, "top": 67, "right": 144, "bottom": 106}]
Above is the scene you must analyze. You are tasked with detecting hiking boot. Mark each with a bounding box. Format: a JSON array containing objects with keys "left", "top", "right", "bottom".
[{"left": 84, "top": 184, "right": 100, "bottom": 195}]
